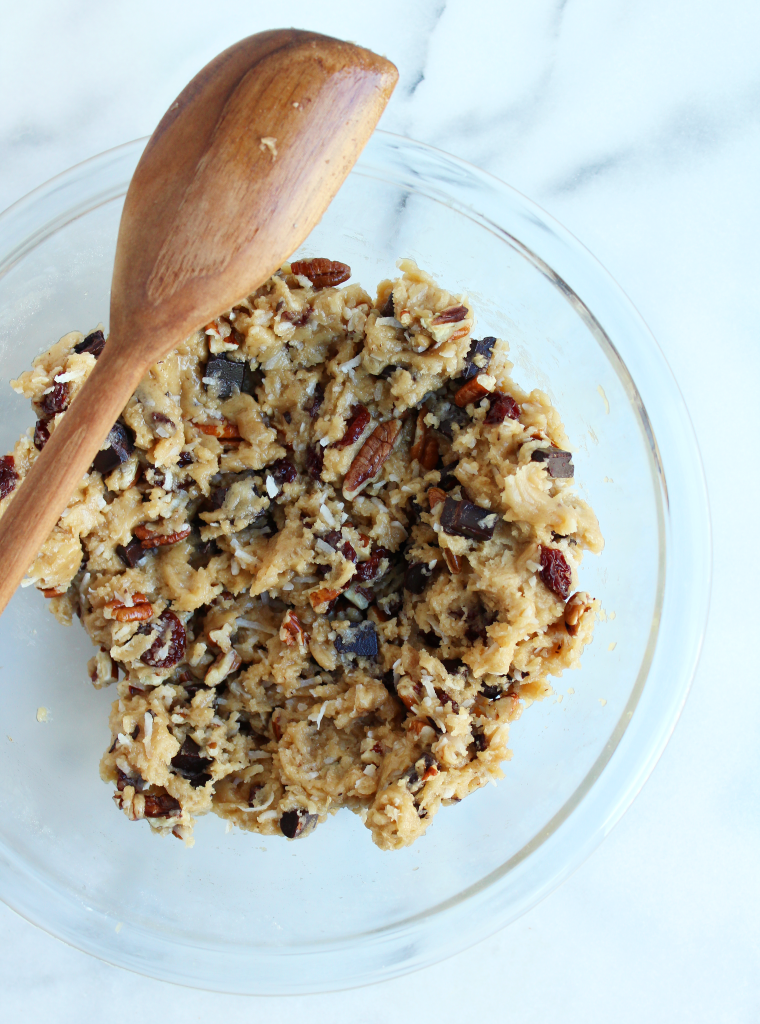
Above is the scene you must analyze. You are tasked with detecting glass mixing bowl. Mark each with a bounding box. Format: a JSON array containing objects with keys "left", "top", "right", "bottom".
[{"left": 0, "top": 132, "right": 709, "bottom": 993}]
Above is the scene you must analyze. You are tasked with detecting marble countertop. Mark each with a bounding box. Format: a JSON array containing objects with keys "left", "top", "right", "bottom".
[{"left": 1, "top": 1, "right": 758, "bottom": 1020}]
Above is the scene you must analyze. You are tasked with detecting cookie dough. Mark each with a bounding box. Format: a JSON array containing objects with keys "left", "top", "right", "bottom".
[{"left": 1, "top": 258, "right": 602, "bottom": 849}]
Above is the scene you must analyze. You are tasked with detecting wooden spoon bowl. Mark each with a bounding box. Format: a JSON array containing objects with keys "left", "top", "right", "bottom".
[{"left": 0, "top": 30, "right": 397, "bottom": 614}]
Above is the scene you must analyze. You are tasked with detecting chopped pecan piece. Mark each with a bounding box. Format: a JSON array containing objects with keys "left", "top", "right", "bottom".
[
  {"left": 427, "top": 486, "right": 446, "bottom": 510},
  {"left": 444, "top": 550, "right": 463, "bottom": 574},
  {"left": 139, "top": 610, "right": 187, "bottom": 668},
  {"left": 193, "top": 419, "right": 242, "bottom": 440},
  {"left": 134, "top": 524, "right": 192, "bottom": 549},
  {"left": 309, "top": 588, "right": 341, "bottom": 613},
  {"left": 0, "top": 455, "right": 19, "bottom": 500},
  {"left": 420, "top": 435, "right": 439, "bottom": 470},
  {"left": 343, "top": 419, "right": 402, "bottom": 498},
  {"left": 290, "top": 258, "right": 350, "bottom": 289},
  {"left": 409, "top": 407, "right": 428, "bottom": 463},
  {"left": 564, "top": 591, "right": 594, "bottom": 635},
  {"left": 280, "top": 610, "right": 309, "bottom": 645},
  {"left": 454, "top": 374, "right": 492, "bottom": 408},
  {"left": 430, "top": 304, "right": 468, "bottom": 325},
  {"left": 485, "top": 393, "right": 520, "bottom": 424},
  {"left": 41, "top": 587, "right": 63, "bottom": 598},
  {"left": 539, "top": 546, "right": 572, "bottom": 600},
  {"left": 333, "top": 404, "right": 370, "bottom": 450}
]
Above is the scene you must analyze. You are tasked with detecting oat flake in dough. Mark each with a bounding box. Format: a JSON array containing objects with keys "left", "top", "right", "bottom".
[{"left": 1, "top": 258, "right": 603, "bottom": 849}]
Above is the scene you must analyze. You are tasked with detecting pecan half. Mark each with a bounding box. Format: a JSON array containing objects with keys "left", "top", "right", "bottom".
[
  {"left": 333, "top": 404, "right": 371, "bottom": 450},
  {"left": 454, "top": 374, "right": 492, "bottom": 408},
  {"left": 309, "top": 587, "right": 341, "bottom": 614},
  {"left": 111, "top": 603, "right": 153, "bottom": 623},
  {"left": 343, "top": 419, "right": 402, "bottom": 498},
  {"left": 427, "top": 487, "right": 446, "bottom": 510},
  {"left": 290, "top": 258, "right": 350, "bottom": 289},
  {"left": 134, "top": 524, "right": 192, "bottom": 549},
  {"left": 430, "top": 304, "right": 468, "bottom": 325},
  {"left": 564, "top": 591, "right": 594, "bottom": 635}
]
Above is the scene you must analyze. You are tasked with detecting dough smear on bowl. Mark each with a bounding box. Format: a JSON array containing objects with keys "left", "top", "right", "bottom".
[{"left": 0, "top": 258, "right": 603, "bottom": 849}]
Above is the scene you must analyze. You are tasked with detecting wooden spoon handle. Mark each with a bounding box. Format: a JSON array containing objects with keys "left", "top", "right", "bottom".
[{"left": 0, "top": 344, "right": 143, "bottom": 613}]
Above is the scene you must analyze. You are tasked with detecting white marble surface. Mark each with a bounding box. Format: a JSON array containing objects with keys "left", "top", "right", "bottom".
[{"left": 1, "top": 0, "right": 759, "bottom": 1019}]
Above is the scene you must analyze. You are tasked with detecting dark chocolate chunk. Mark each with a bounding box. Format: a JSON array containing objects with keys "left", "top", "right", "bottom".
[
  {"left": 177, "top": 450, "right": 194, "bottom": 467},
  {"left": 404, "top": 561, "right": 432, "bottom": 594},
  {"left": 33, "top": 419, "right": 51, "bottom": 451},
  {"left": 485, "top": 393, "right": 520, "bottom": 425},
  {"left": 435, "top": 687, "right": 459, "bottom": 713},
  {"left": 306, "top": 444, "right": 324, "bottom": 480},
  {"left": 334, "top": 622, "right": 378, "bottom": 659},
  {"left": 279, "top": 808, "right": 318, "bottom": 839},
  {"left": 460, "top": 336, "right": 496, "bottom": 381},
  {"left": 531, "top": 447, "right": 574, "bottom": 478},
  {"left": 92, "top": 421, "right": 134, "bottom": 476},
  {"left": 203, "top": 355, "right": 251, "bottom": 400},
  {"left": 442, "top": 658, "right": 465, "bottom": 675},
  {"left": 471, "top": 731, "right": 487, "bottom": 753},
  {"left": 381, "top": 669, "right": 397, "bottom": 695},
  {"left": 74, "top": 329, "right": 106, "bottom": 358},
  {"left": 481, "top": 683, "right": 503, "bottom": 701},
  {"left": 0, "top": 455, "right": 19, "bottom": 500},
  {"left": 379, "top": 291, "right": 395, "bottom": 318},
  {"left": 170, "top": 736, "right": 213, "bottom": 788},
  {"left": 437, "top": 464, "right": 460, "bottom": 490},
  {"left": 116, "top": 538, "right": 147, "bottom": 567},
  {"left": 378, "top": 365, "right": 397, "bottom": 380},
  {"left": 440, "top": 496, "right": 497, "bottom": 541},
  {"left": 402, "top": 752, "right": 436, "bottom": 793},
  {"left": 435, "top": 402, "right": 470, "bottom": 441}
]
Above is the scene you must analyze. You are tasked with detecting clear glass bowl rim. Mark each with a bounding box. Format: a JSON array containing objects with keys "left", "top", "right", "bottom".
[{"left": 0, "top": 131, "right": 711, "bottom": 993}]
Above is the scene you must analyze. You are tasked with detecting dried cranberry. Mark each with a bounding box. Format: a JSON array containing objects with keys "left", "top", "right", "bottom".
[
  {"left": 324, "top": 530, "right": 357, "bottom": 563},
  {"left": 177, "top": 451, "right": 194, "bottom": 467},
  {"left": 305, "top": 383, "right": 324, "bottom": 420},
  {"left": 333, "top": 404, "right": 370, "bottom": 450},
  {"left": 40, "top": 381, "right": 69, "bottom": 416},
  {"left": 404, "top": 561, "right": 432, "bottom": 594},
  {"left": 74, "top": 330, "right": 106, "bottom": 357},
  {"left": 485, "top": 393, "right": 520, "bottom": 424},
  {"left": 270, "top": 458, "right": 297, "bottom": 484},
  {"left": 0, "top": 455, "right": 19, "bottom": 500},
  {"left": 354, "top": 546, "right": 391, "bottom": 582},
  {"left": 33, "top": 419, "right": 51, "bottom": 451},
  {"left": 306, "top": 444, "right": 324, "bottom": 480},
  {"left": 539, "top": 546, "right": 572, "bottom": 599},
  {"left": 142, "top": 793, "right": 182, "bottom": 818},
  {"left": 140, "top": 610, "right": 186, "bottom": 669},
  {"left": 280, "top": 306, "right": 311, "bottom": 327}
]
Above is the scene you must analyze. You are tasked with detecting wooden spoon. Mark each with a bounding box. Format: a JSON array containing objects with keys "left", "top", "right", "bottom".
[{"left": 0, "top": 29, "right": 397, "bottom": 614}]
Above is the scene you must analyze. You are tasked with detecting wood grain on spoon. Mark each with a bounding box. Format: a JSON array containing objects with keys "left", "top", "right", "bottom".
[{"left": 0, "top": 29, "right": 397, "bottom": 615}]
